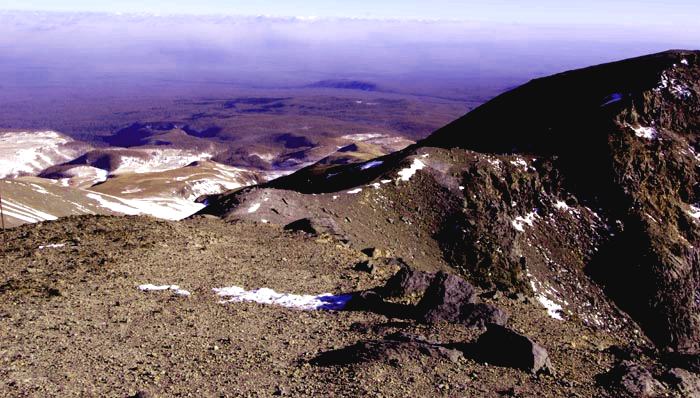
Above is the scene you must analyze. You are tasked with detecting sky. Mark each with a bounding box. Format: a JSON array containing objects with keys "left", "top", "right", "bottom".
[{"left": 4, "top": 0, "right": 700, "bottom": 28}]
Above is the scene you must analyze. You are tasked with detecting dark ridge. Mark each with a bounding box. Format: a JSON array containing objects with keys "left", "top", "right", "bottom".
[
  {"left": 105, "top": 122, "right": 179, "bottom": 147},
  {"left": 273, "top": 133, "right": 316, "bottom": 149},
  {"left": 308, "top": 79, "right": 378, "bottom": 91}
]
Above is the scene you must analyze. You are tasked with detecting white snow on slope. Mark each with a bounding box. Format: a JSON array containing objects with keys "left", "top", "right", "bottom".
[
  {"left": 347, "top": 188, "right": 362, "bottom": 194},
  {"left": 512, "top": 211, "right": 538, "bottom": 232},
  {"left": 213, "top": 286, "right": 352, "bottom": 310},
  {"left": 360, "top": 160, "right": 384, "bottom": 170},
  {"left": 86, "top": 193, "right": 205, "bottom": 220},
  {"left": 112, "top": 150, "right": 213, "bottom": 175},
  {"left": 397, "top": 158, "right": 425, "bottom": 181},
  {"left": 629, "top": 125, "right": 658, "bottom": 140},
  {"left": 2, "top": 199, "right": 58, "bottom": 223},
  {"left": 341, "top": 133, "right": 385, "bottom": 142},
  {"left": 248, "top": 203, "right": 261, "bottom": 213},
  {"left": 58, "top": 166, "right": 108, "bottom": 187},
  {"left": 139, "top": 284, "right": 191, "bottom": 297},
  {"left": 536, "top": 293, "right": 564, "bottom": 320},
  {"left": 554, "top": 200, "right": 569, "bottom": 210},
  {"left": 38, "top": 243, "right": 66, "bottom": 250},
  {"left": 528, "top": 274, "right": 565, "bottom": 321},
  {"left": 688, "top": 204, "right": 700, "bottom": 219},
  {"left": 510, "top": 158, "right": 528, "bottom": 170},
  {"left": 0, "top": 131, "right": 85, "bottom": 178},
  {"left": 656, "top": 72, "right": 693, "bottom": 99}
]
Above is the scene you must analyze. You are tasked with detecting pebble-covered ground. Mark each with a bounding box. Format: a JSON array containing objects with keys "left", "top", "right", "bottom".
[{"left": 0, "top": 215, "right": 632, "bottom": 397}]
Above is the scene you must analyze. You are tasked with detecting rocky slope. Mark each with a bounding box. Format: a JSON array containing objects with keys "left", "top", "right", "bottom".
[
  {"left": 3, "top": 50, "right": 700, "bottom": 397},
  {"left": 0, "top": 131, "right": 92, "bottom": 179},
  {"left": 0, "top": 216, "right": 636, "bottom": 397},
  {"left": 196, "top": 50, "right": 700, "bottom": 395}
]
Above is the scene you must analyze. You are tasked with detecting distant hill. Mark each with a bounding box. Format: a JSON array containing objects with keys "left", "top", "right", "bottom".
[{"left": 307, "top": 80, "right": 378, "bottom": 91}]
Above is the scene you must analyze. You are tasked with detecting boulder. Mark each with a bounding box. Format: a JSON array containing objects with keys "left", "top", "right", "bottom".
[
  {"left": 460, "top": 303, "right": 509, "bottom": 328},
  {"left": 415, "top": 271, "right": 477, "bottom": 324},
  {"left": 378, "top": 265, "right": 435, "bottom": 298},
  {"left": 473, "top": 324, "right": 555, "bottom": 375},
  {"left": 666, "top": 368, "right": 700, "bottom": 398},
  {"left": 599, "top": 361, "right": 666, "bottom": 397}
]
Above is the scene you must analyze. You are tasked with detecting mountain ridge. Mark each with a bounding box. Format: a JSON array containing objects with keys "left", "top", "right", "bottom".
[{"left": 200, "top": 49, "right": 700, "bottom": 353}]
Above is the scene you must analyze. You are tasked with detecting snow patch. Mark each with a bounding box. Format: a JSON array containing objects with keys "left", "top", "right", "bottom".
[
  {"left": 397, "top": 159, "right": 425, "bottom": 182},
  {"left": 628, "top": 124, "right": 658, "bottom": 140},
  {"left": 554, "top": 201, "right": 569, "bottom": 211},
  {"left": 681, "top": 58, "right": 689, "bottom": 66},
  {"left": 113, "top": 149, "right": 213, "bottom": 175},
  {"left": 247, "top": 203, "right": 261, "bottom": 213},
  {"left": 486, "top": 158, "right": 501, "bottom": 168},
  {"left": 601, "top": 93, "right": 623, "bottom": 107},
  {"left": 347, "top": 188, "right": 362, "bottom": 194},
  {"left": 121, "top": 188, "right": 143, "bottom": 195},
  {"left": 0, "top": 131, "right": 83, "bottom": 178},
  {"left": 512, "top": 211, "right": 538, "bottom": 232},
  {"left": 528, "top": 276, "right": 565, "bottom": 321},
  {"left": 38, "top": 243, "right": 66, "bottom": 250},
  {"left": 2, "top": 199, "right": 58, "bottom": 223},
  {"left": 510, "top": 158, "right": 528, "bottom": 170},
  {"left": 341, "top": 133, "right": 385, "bottom": 142},
  {"left": 656, "top": 72, "right": 693, "bottom": 99},
  {"left": 139, "top": 284, "right": 191, "bottom": 297},
  {"left": 536, "top": 294, "right": 564, "bottom": 320},
  {"left": 213, "top": 286, "right": 352, "bottom": 310},
  {"left": 86, "top": 193, "right": 205, "bottom": 220},
  {"left": 360, "top": 160, "right": 383, "bottom": 170},
  {"left": 688, "top": 204, "right": 700, "bottom": 219}
]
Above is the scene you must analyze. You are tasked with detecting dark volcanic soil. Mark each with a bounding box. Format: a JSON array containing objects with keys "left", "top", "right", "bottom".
[{"left": 2, "top": 216, "right": 626, "bottom": 397}]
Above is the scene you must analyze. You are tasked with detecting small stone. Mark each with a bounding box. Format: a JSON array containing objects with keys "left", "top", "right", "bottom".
[
  {"left": 353, "top": 260, "right": 375, "bottom": 274},
  {"left": 273, "top": 386, "right": 288, "bottom": 395}
]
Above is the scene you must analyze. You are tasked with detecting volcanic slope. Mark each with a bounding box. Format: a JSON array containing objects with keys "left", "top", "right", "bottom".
[
  {"left": 198, "top": 50, "right": 700, "bottom": 391},
  {"left": 2, "top": 215, "right": 629, "bottom": 397},
  {"left": 1, "top": 161, "right": 265, "bottom": 228},
  {"left": 4, "top": 50, "right": 700, "bottom": 397}
]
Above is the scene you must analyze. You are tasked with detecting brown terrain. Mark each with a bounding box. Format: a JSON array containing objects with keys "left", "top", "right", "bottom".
[{"left": 3, "top": 50, "right": 700, "bottom": 397}]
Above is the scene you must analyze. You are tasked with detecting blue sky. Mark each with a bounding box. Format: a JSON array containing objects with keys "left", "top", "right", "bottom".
[{"left": 4, "top": 0, "right": 700, "bottom": 27}]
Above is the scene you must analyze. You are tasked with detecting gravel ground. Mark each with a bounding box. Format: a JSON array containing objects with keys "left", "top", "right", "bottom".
[{"left": 1, "top": 215, "right": 627, "bottom": 397}]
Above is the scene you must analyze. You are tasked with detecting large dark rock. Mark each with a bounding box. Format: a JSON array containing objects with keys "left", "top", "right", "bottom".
[
  {"left": 598, "top": 361, "right": 666, "bottom": 397},
  {"left": 665, "top": 368, "right": 700, "bottom": 398},
  {"left": 377, "top": 265, "right": 435, "bottom": 298},
  {"left": 472, "top": 324, "right": 554, "bottom": 375},
  {"left": 663, "top": 352, "right": 700, "bottom": 373},
  {"left": 460, "top": 303, "right": 509, "bottom": 328},
  {"left": 415, "top": 271, "right": 477, "bottom": 324}
]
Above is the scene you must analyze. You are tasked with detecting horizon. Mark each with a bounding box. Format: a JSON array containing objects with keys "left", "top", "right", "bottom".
[{"left": 4, "top": 0, "right": 700, "bottom": 25}]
